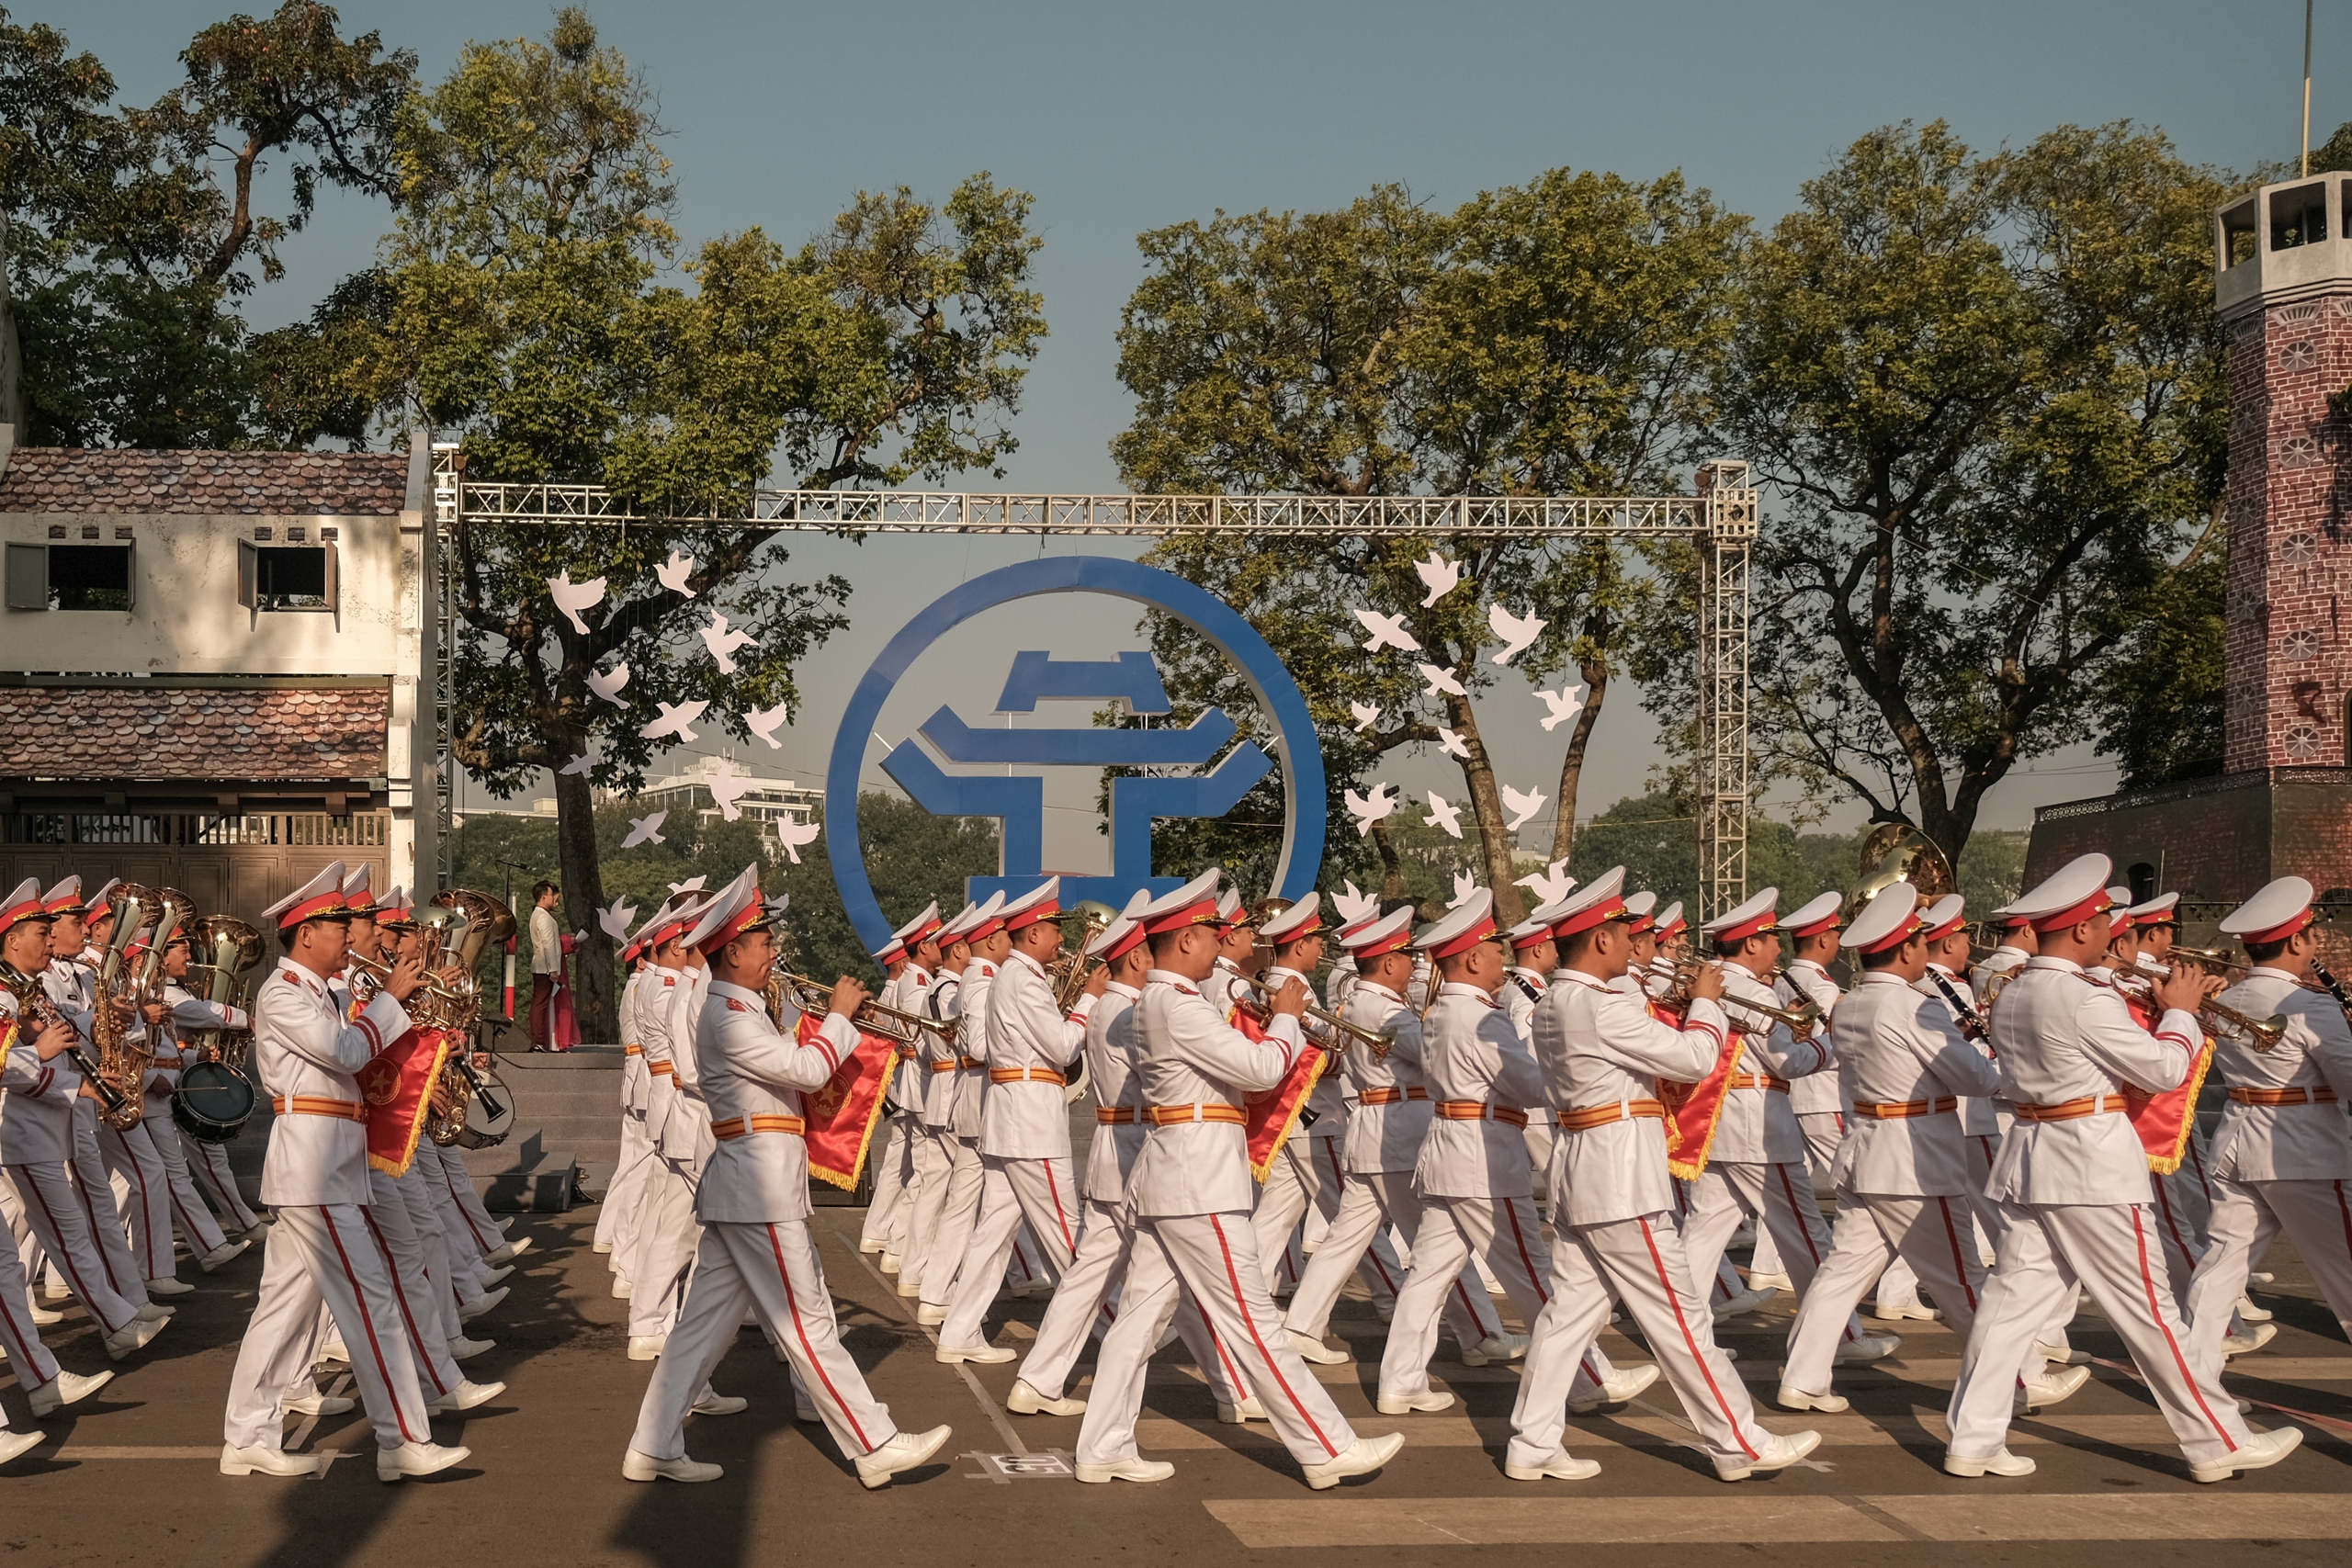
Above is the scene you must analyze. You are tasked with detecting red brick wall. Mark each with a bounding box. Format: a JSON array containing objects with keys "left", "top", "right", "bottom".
[{"left": 2024, "top": 767, "right": 2352, "bottom": 903}]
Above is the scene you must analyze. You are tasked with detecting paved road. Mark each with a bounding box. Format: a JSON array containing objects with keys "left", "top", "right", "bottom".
[{"left": 3, "top": 1201, "right": 2346, "bottom": 1568}]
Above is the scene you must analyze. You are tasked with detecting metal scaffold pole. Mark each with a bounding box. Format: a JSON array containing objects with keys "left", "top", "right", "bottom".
[{"left": 1694, "top": 460, "right": 1758, "bottom": 921}]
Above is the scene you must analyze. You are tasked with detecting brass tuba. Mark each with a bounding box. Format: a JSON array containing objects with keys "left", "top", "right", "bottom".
[
  {"left": 187, "top": 914, "right": 264, "bottom": 1071},
  {"left": 1854, "top": 823, "right": 1956, "bottom": 906},
  {"left": 89, "top": 883, "right": 158, "bottom": 1129},
  {"left": 424, "top": 889, "right": 516, "bottom": 1145}
]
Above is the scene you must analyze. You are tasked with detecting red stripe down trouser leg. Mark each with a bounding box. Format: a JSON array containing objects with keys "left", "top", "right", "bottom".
[{"left": 1019, "top": 1194, "right": 1251, "bottom": 1406}]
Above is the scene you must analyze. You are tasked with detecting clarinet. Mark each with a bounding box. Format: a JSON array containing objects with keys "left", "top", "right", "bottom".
[
  {"left": 0, "top": 963, "right": 135, "bottom": 1117},
  {"left": 2311, "top": 959, "right": 2352, "bottom": 1030},
  {"left": 1925, "top": 965, "right": 1991, "bottom": 1047}
]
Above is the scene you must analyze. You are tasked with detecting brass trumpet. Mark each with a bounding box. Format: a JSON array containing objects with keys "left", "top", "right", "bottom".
[
  {"left": 2123, "top": 960, "right": 2289, "bottom": 1052},
  {"left": 1657, "top": 956, "right": 1823, "bottom": 1033},
  {"left": 1234, "top": 973, "right": 1396, "bottom": 1058},
  {"left": 776, "top": 972, "right": 931, "bottom": 1046},
  {"left": 1047, "top": 901, "right": 1118, "bottom": 1013}
]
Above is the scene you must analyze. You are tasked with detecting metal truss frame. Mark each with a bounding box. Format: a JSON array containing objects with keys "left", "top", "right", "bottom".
[{"left": 425, "top": 446, "right": 1759, "bottom": 916}]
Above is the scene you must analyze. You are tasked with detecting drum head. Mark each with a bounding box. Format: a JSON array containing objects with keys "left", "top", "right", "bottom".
[
  {"left": 455, "top": 1068, "right": 515, "bottom": 1149},
  {"left": 173, "top": 1061, "right": 256, "bottom": 1144}
]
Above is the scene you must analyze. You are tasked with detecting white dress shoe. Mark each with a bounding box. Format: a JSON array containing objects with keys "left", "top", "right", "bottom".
[
  {"left": 591, "top": 1239, "right": 614, "bottom": 1254},
  {"left": 1006, "top": 1380, "right": 1086, "bottom": 1416},
  {"left": 1945, "top": 1448, "right": 2037, "bottom": 1477},
  {"left": 611, "top": 1277, "right": 632, "bottom": 1299},
  {"left": 795, "top": 1399, "right": 821, "bottom": 1423},
  {"left": 104, "top": 1317, "right": 167, "bottom": 1360},
  {"left": 691, "top": 1391, "right": 748, "bottom": 1416},
  {"left": 1504, "top": 1448, "right": 1600, "bottom": 1482},
  {"left": 135, "top": 1301, "right": 175, "bottom": 1322},
  {"left": 425, "top": 1379, "right": 505, "bottom": 1415},
  {"left": 143, "top": 1276, "right": 195, "bottom": 1298},
  {"left": 2035, "top": 1341, "right": 2091, "bottom": 1366},
  {"left": 2235, "top": 1294, "right": 2274, "bottom": 1323},
  {"left": 2018, "top": 1364, "right": 2091, "bottom": 1413},
  {"left": 458, "top": 1287, "right": 509, "bottom": 1322},
  {"left": 2222, "top": 1322, "right": 2279, "bottom": 1357},
  {"left": 1712, "top": 1286, "right": 1778, "bottom": 1319},
  {"left": 484, "top": 1237, "right": 532, "bottom": 1264},
  {"left": 1714, "top": 1428, "right": 1821, "bottom": 1481},
  {"left": 1569, "top": 1362, "right": 1660, "bottom": 1415},
  {"left": 447, "top": 1335, "right": 496, "bottom": 1360},
  {"left": 1216, "top": 1397, "right": 1267, "bottom": 1424},
  {"left": 1832, "top": 1334, "right": 1900, "bottom": 1365},
  {"left": 28, "top": 1370, "right": 112, "bottom": 1417},
  {"left": 1775, "top": 1383, "right": 1849, "bottom": 1414},
  {"left": 0, "top": 1430, "right": 41, "bottom": 1467},
  {"left": 1460, "top": 1332, "right": 1529, "bottom": 1367},
  {"left": 28, "top": 1305, "right": 62, "bottom": 1326},
  {"left": 879, "top": 1252, "right": 901, "bottom": 1274},
  {"left": 1075, "top": 1455, "right": 1175, "bottom": 1483},
  {"left": 496, "top": 1215, "right": 515, "bottom": 1232},
  {"left": 895, "top": 1278, "right": 923, "bottom": 1298},
  {"left": 285, "top": 1391, "right": 356, "bottom": 1416},
  {"left": 1287, "top": 1329, "right": 1350, "bottom": 1365},
  {"left": 1304, "top": 1431, "right": 1405, "bottom": 1490},
  {"left": 1871, "top": 1300, "right": 1940, "bottom": 1322},
  {"left": 40, "top": 1279, "right": 66, "bottom": 1301},
  {"left": 1747, "top": 1271, "right": 1793, "bottom": 1292},
  {"left": 379, "top": 1440, "right": 469, "bottom": 1481},
  {"left": 1375, "top": 1388, "right": 1453, "bottom": 1415},
  {"left": 623, "top": 1449, "right": 722, "bottom": 1483},
  {"left": 220, "top": 1443, "right": 315, "bottom": 1476},
  {"left": 934, "top": 1342, "right": 1015, "bottom": 1364},
  {"left": 915, "top": 1303, "right": 948, "bottom": 1325},
  {"left": 628, "top": 1336, "right": 667, "bottom": 1361},
  {"left": 2190, "top": 1425, "right": 2303, "bottom": 1483},
  {"left": 2249, "top": 1270, "right": 2276, "bottom": 1284},
  {"left": 858, "top": 1238, "right": 885, "bottom": 1254},
  {"left": 198, "top": 1240, "right": 249, "bottom": 1272},
  {"left": 854, "top": 1424, "right": 951, "bottom": 1489},
  {"left": 478, "top": 1264, "right": 514, "bottom": 1287}
]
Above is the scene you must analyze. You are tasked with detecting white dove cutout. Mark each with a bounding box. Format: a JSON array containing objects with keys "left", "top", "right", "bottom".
[
  {"left": 1418, "top": 662, "right": 1467, "bottom": 699},
  {"left": 705, "top": 758, "right": 754, "bottom": 822},
  {"left": 621, "top": 810, "right": 667, "bottom": 849},
  {"left": 700, "top": 611, "right": 758, "bottom": 675},
  {"left": 1416, "top": 550, "right": 1462, "bottom": 606},
  {"left": 1534, "top": 682, "right": 1589, "bottom": 732},
  {"left": 1423, "top": 790, "right": 1464, "bottom": 839},
  {"left": 1330, "top": 879, "right": 1380, "bottom": 929},
  {"left": 1435, "top": 726, "right": 1470, "bottom": 760},
  {"left": 596, "top": 897, "right": 639, "bottom": 942},
  {"left": 655, "top": 549, "right": 698, "bottom": 598},
  {"left": 546, "top": 569, "right": 606, "bottom": 636},
  {"left": 641, "top": 699, "right": 709, "bottom": 744},
  {"left": 1353, "top": 607, "right": 1422, "bottom": 654},
  {"left": 744, "top": 701, "right": 790, "bottom": 749},
  {"left": 586, "top": 661, "right": 630, "bottom": 705},
  {"left": 774, "top": 813, "right": 821, "bottom": 864},
  {"left": 1344, "top": 782, "right": 1401, "bottom": 838},
  {"left": 667, "top": 874, "right": 708, "bottom": 896},
  {"left": 1488, "top": 603, "right": 1546, "bottom": 665},
  {"left": 1447, "top": 870, "right": 1479, "bottom": 908},
  {"left": 1350, "top": 701, "right": 1381, "bottom": 733},
  {"left": 1501, "top": 783, "right": 1548, "bottom": 831},
  {"left": 558, "top": 750, "right": 596, "bottom": 778},
  {"left": 1514, "top": 858, "right": 1576, "bottom": 907}
]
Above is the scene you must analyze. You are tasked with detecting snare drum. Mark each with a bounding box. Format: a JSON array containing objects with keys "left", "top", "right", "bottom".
[{"left": 173, "top": 1060, "right": 256, "bottom": 1143}]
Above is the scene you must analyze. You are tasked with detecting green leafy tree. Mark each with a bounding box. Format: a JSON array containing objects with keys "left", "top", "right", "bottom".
[
  {"left": 1724, "top": 120, "right": 2233, "bottom": 865},
  {"left": 1114, "top": 172, "right": 1742, "bottom": 919},
  {"left": 378, "top": 12, "right": 1046, "bottom": 1040},
  {"left": 774, "top": 794, "right": 1001, "bottom": 987}
]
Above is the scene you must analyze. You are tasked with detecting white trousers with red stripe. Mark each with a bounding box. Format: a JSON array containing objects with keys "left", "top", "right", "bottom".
[
  {"left": 359, "top": 1170, "right": 461, "bottom": 1399},
  {"left": 182, "top": 1133, "right": 263, "bottom": 1232},
  {"left": 1075, "top": 1209, "right": 1359, "bottom": 1471},
  {"left": 144, "top": 1112, "right": 231, "bottom": 1258},
  {"left": 0, "top": 1175, "right": 60, "bottom": 1394},
  {"left": 1020, "top": 1194, "right": 1252, "bottom": 1404},
  {"left": 1783, "top": 1192, "right": 1987, "bottom": 1396},
  {"left": 427, "top": 1142, "right": 502, "bottom": 1257},
  {"left": 2147, "top": 1168, "right": 2210, "bottom": 1314},
  {"left": 1250, "top": 1134, "right": 1351, "bottom": 1298},
  {"left": 860, "top": 1110, "right": 920, "bottom": 1252},
  {"left": 2186, "top": 1175, "right": 2352, "bottom": 1383},
  {"left": 1283, "top": 1169, "right": 1493, "bottom": 1349},
  {"left": 629, "top": 1218, "right": 897, "bottom": 1461},
  {"left": 97, "top": 1121, "right": 176, "bottom": 1283},
  {"left": 393, "top": 1162, "right": 464, "bottom": 1347},
  {"left": 941, "top": 1154, "right": 1079, "bottom": 1348},
  {"left": 1376, "top": 1193, "right": 1555, "bottom": 1404},
  {"left": 629, "top": 1159, "right": 702, "bottom": 1339},
  {"left": 1510, "top": 1210, "right": 1776, "bottom": 1472},
  {"left": 223, "top": 1203, "right": 432, "bottom": 1451},
  {"left": 596, "top": 1109, "right": 654, "bottom": 1259},
  {"left": 8, "top": 1161, "right": 138, "bottom": 1335},
  {"left": 916, "top": 1135, "right": 988, "bottom": 1310},
  {"left": 1682, "top": 1159, "right": 1864, "bottom": 1343},
  {"left": 69, "top": 1110, "right": 147, "bottom": 1308},
  {"left": 899, "top": 1124, "right": 956, "bottom": 1295},
  {"left": 1947, "top": 1199, "right": 2254, "bottom": 1468}
]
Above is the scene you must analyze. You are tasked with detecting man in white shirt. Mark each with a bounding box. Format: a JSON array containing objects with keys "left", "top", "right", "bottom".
[{"left": 526, "top": 882, "right": 564, "bottom": 1051}]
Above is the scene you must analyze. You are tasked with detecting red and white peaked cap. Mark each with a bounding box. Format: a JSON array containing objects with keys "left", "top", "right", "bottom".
[
  {"left": 2220, "top": 876, "right": 2316, "bottom": 947},
  {"left": 1995, "top": 853, "right": 2115, "bottom": 934},
  {"left": 264, "top": 862, "right": 351, "bottom": 931},
  {"left": 1417, "top": 886, "right": 1497, "bottom": 960},
  {"left": 1844, "top": 883, "right": 1922, "bottom": 954}
]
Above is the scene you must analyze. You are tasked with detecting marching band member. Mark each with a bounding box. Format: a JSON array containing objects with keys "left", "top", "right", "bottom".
[
  {"left": 622, "top": 867, "right": 950, "bottom": 1486},
  {"left": 916, "top": 894, "right": 1011, "bottom": 1327},
  {"left": 1249, "top": 897, "right": 1372, "bottom": 1304},
  {"left": 899, "top": 900, "right": 986, "bottom": 1301},
  {"left": 936, "top": 880, "right": 1101, "bottom": 1359},
  {"left": 1774, "top": 886, "right": 2049, "bottom": 1415},
  {"left": 627, "top": 896, "right": 713, "bottom": 1358},
  {"left": 1283, "top": 907, "right": 1511, "bottom": 1371},
  {"left": 169, "top": 925, "right": 266, "bottom": 1237},
  {"left": 606, "top": 892, "right": 701, "bottom": 1298},
  {"left": 145, "top": 923, "right": 250, "bottom": 1275},
  {"left": 1012, "top": 896, "right": 1260, "bottom": 1420},
  {"left": 1509, "top": 867, "right": 1820, "bottom": 1483},
  {"left": 220, "top": 863, "right": 468, "bottom": 1481},
  {"left": 863, "top": 902, "right": 943, "bottom": 1269},
  {"left": 1069, "top": 870, "right": 1400, "bottom": 1488},
  {"left": 594, "top": 926, "right": 652, "bottom": 1266},
  {"left": 1374, "top": 890, "right": 1551, "bottom": 1415},
  {"left": 1942, "top": 854, "right": 2299, "bottom": 1483},
  {"left": 2184, "top": 878, "right": 2352, "bottom": 1379},
  {"left": 1766, "top": 893, "right": 1847, "bottom": 1302},
  {"left": 1502, "top": 912, "right": 1562, "bottom": 1181}
]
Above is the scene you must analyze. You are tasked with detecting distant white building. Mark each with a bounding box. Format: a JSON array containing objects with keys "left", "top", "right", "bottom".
[{"left": 616, "top": 755, "right": 822, "bottom": 850}]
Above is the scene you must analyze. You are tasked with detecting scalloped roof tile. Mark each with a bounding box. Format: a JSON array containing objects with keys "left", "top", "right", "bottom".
[
  {"left": 0, "top": 685, "right": 388, "bottom": 781},
  {"left": 0, "top": 448, "right": 409, "bottom": 516}
]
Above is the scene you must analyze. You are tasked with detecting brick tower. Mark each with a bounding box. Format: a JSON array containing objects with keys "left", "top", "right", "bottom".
[{"left": 2022, "top": 177, "right": 2352, "bottom": 913}]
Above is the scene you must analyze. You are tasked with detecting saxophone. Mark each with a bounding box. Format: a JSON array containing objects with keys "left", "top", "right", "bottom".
[{"left": 88, "top": 883, "right": 157, "bottom": 1130}]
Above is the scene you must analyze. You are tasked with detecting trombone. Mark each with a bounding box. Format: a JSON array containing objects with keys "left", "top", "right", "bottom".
[
  {"left": 2116, "top": 960, "right": 2288, "bottom": 1052},
  {"left": 1234, "top": 973, "right": 1396, "bottom": 1058},
  {"left": 776, "top": 972, "right": 936, "bottom": 1047}
]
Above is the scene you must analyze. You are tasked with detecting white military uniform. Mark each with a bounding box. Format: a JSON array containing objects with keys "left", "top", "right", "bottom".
[
  {"left": 859, "top": 959, "right": 930, "bottom": 1259},
  {"left": 48, "top": 953, "right": 156, "bottom": 1310},
  {"left": 151, "top": 986, "right": 238, "bottom": 1259},
  {"left": 0, "top": 980, "right": 75, "bottom": 1390},
  {"left": 917, "top": 956, "right": 998, "bottom": 1314},
  {"left": 899, "top": 959, "right": 965, "bottom": 1296},
  {"left": 594, "top": 960, "right": 651, "bottom": 1263},
  {"left": 1504, "top": 965, "right": 1559, "bottom": 1177},
  {"left": 1072, "top": 969, "right": 1363, "bottom": 1473},
  {"left": 634, "top": 962, "right": 715, "bottom": 1343},
  {"left": 222, "top": 957, "right": 434, "bottom": 1454}
]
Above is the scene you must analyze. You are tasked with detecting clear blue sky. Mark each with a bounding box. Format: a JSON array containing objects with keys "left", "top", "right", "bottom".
[{"left": 71, "top": 1, "right": 2318, "bottom": 863}]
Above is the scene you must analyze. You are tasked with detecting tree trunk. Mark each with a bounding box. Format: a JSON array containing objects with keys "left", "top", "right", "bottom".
[
  {"left": 1443, "top": 690, "right": 1527, "bottom": 926},
  {"left": 550, "top": 767, "right": 616, "bottom": 1043},
  {"left": 1548, "top": 660, "right": 1609, "bottom": 868},
  {"left": 1370, "top": 818, "right": 1404, "bottom": 903}
]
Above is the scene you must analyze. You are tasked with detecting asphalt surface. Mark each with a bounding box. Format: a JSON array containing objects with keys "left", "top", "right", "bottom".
[{"left": 3, "top": 1197, "right": 2347, "bottom": 1568}]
